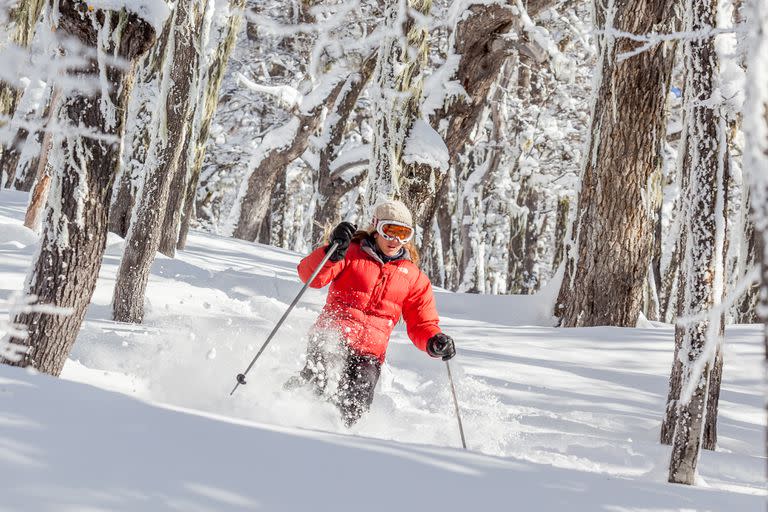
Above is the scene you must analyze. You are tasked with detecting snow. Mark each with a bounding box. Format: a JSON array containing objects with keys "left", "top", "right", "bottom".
[
  {"left": 329, "top": 142, "right": 370, "bottom": 181},
  {"left": 0, "top": 189, "right": 764, "bottom": 510},
  {"left": 86, "top": 0, "right": 173, "bottom": 33},
  {"left": 403, "top": 118, "right": 450, "bottom": 172},
  {"left": 421, "top": 53, "right": 467, "bottom": 121},
  {"left": 236, "top": 72, "right": 304, "bottom": 111}
]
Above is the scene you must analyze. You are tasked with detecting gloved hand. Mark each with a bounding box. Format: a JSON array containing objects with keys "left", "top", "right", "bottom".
[
  {"left": 427, "top": 333, "right": 456, "bottom": 361},
  {"left": 327, "top": 221, "right": 356, "bottom": 262}
]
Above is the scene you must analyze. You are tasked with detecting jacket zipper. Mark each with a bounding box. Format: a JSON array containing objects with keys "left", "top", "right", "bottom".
[{"left": 366, "top": 267, "right": 388, "bottom": 311}]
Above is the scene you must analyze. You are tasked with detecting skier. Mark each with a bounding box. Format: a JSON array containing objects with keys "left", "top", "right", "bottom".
[{"left": 290, "top": 199, "right": 456, "bottom": 427}]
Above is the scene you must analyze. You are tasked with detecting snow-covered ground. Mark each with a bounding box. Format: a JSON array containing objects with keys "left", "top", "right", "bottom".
[{"left": 0, "top": 188, "right": 764, "bottom": 511}]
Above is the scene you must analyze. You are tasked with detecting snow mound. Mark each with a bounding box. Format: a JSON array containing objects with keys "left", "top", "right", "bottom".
[
  {"left": 0, "top": 222, "right": 37, "bottom": 248},
  {"left": 404, "top": 119, "right": 450, "bottom": 172}
]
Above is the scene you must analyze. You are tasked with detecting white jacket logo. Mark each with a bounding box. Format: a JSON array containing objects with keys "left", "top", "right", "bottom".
[{"left": 398, "top": 267, "right": 409, "bottom": 275}]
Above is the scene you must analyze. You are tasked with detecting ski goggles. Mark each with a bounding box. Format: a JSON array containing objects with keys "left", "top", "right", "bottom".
[{"left": 375, "top": 219, "right": 414, "bottom": 244}]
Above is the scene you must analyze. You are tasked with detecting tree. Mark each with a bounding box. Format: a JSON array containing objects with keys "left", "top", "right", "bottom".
[
  {"left": 556, "top": 0, "right": 681, "bottom": 327},
  {"left": 167, "top": 0, "right": 247, "bottom": 255},
  {"left": 418, "top": 0, "right": 554, "bottom": 277},
  {"left": 1, "top": 1, "right": 159, "bottom": 375},
  {"left": 311, "top": 53, "right": 377, "bottom": 242},
  {"left": 230, "top": 72, "right": 346, "bottom": 241},
  {"left": 22, "top": 87, "right": 61, "bottom": 229},
  {"left": 666, "top": 0, "right": 726, "bottom": 485},
  {"left": 0, "top": 0, "right": 46, "bottom": 186},
  {"left": 112, "top": 1, "right": 201, "bottom": 323},
  {"left": 366, "top": 0, "right": 444, "bottom": 221},
  {"left": 108, "top": 44, "right": 160, "bottom": 239},
  {"left": 741, "top": 0, "right": 768, "bottom": 473}
]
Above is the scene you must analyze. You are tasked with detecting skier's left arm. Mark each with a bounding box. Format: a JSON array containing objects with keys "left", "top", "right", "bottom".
[{"left": 402, "top": 272, "right": 443, "bottom": 353}]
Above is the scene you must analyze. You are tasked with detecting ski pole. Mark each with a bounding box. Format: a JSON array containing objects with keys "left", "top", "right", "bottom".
[
  {"left": 446, "top": 360, "right": 467, "bottom": 450},
  {"left": 230, "top": 242, "right": 340, "bottom": 396}
]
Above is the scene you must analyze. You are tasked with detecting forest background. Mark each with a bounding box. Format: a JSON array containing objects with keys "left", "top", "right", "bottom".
[{"left": 0, "top": 0, "right": 766, "bottom": 489}]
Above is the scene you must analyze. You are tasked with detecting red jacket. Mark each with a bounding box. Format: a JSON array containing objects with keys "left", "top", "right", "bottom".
[{"left": 297, "top": 239, "right": 442, "bottom": 361}]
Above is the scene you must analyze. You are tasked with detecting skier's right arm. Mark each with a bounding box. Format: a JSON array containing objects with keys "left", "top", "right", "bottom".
[{"left": 297, "top": 245, "right": 347, "bottom": 288}]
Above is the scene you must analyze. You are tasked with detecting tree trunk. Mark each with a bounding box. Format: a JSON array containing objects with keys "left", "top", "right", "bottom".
[
  {"left": 113, "top": 1, "right": 201, "bottom": 324},
  {"left": 162, "top": 0, "right": 246, "bottom": 256},
  {"left": 556, "top": 0, "right": 679, "bottom": 327},
  {"left": 15, "top": 86, "right": 60, "bottom": 195},
  {"left": 259, "top": 173, "right": 286, "bottom": 246},
  {"left": 660, "top": 323, "right": 684, "bottom": 445},
  {"left": 2, "top": 1, "right": 156, "bottom": 376},
  {"left": 108, "top": 48, "right": 158, "bottom": 239},
  {"left": 0, "top": 129, "right": 28, "bottom": 187},
  {"left": 176, "top": 0, "right": 246, "bottom": 250},
  {"left": 367, "top": 0, "right": 433, "bottom": 211},
  {"left": 552, "top": 196, "right": 570, "bottom": 272},
  {"left": 740, "top": 0, "right": 768, "bottom": 475},
  {"left": 22, "top": 87, "right": 61, "bottom": 229},
  {"left": 660, "top": 236, "right": 682, "bottom": 322},
  {"left": 508, "top": 164, "right": 547, "bottom": 295},
  {"left": 481, "top": 63, "right": 515, "bottom": 294},
  {"left": 735, "top": 213, "right": 759, "bottom": 322},
  {"left": 668, "top": 0, "right": 725, "bottom": 485},
  {"left": 23, "top": 173, "right": 49, "bottom": 230},
  {"left": 644, "top": 168, "right": 664, "bottom": 321},
  {"left": 702, "top": 121, "right": 733, "bottom": 449},
  {"left": 703, "top": 346, "right": 724, "bottom": 450},
  {"left": 0, "top": 0, "right": 46, "bottom": 186},
  {"left": 396, "top": 1, "right": 448, "bottom": 227},
  {"left": 158, "top": 131, "right": 191, "bottom": 256},
  {"left": 231, "top": 76, "right": 346, "bottom": 241}
]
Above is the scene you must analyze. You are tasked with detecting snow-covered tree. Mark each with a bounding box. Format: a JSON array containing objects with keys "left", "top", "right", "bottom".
[
  {"left": 741, "top": 0, "right": 768, "bottom": 469},
  {"left": 366, "top": 0, "right": 442, "bottom": 225},
  {"left": 556, "top": 0, "right": 681, "bottom": 327},
  {"left": 311, "top": 52, "right": 377, "bottom": 242},
  {"left": 172, "top": 0, "right": 247, "bottom": 253},
  {"left": 230, "top": 71, "right": 347, "bottom": 241},
  {"left": 666, "top": 0, "right": 727, "bottom": 485},
  {"left": 0, "top": 0, "right": 46, "bottom": 185},
  {"left": 113, "top": 0, "right": 203, "bottom": 324},
  {"left": 2, "top": 0, "right": 162, "bottom": 375}
]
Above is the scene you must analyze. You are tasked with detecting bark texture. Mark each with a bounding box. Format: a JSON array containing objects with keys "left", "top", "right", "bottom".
[
  {"left": 557, "top": 0, "right": 680, "bottom": 327},
  {"left": 113, "top": 1, "right": 200, "bottom": 323},
  {"left": 2, "top": 1, "right": 155, "bottom": 376},
  {"left": 158, "top": 130, "right": 191, "bottom": 256},
  {"left": 702, "top": 347, "right": 724, "bottom": 450}
]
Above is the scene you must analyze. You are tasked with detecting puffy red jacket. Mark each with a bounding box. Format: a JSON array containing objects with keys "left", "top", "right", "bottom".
[{"left": 297, "top": 239, "right": 442, "bottom": 361}]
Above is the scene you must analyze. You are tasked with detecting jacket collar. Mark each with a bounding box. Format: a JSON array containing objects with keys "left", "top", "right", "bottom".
[{"left": 360, "top": 236, "right": 410, "bottom": 265}]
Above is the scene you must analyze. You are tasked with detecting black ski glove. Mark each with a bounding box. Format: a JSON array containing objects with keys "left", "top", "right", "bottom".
[
  {"left": 427, "top": 333, "right": 456, "bottom": 361},
  {"left": 327, "top": 221, "right": 356, "bottom": 262}
]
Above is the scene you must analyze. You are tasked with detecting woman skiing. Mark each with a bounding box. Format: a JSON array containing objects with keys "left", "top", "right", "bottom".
[{"left": 292, "top": 199, "right": 456, "bottom": 427}]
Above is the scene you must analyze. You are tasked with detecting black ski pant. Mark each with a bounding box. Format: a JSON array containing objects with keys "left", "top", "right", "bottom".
[{"left": 298, "top": 334, "right": 382, "bottom": 427}]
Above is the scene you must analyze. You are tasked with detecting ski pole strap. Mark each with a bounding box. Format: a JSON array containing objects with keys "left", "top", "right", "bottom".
[{"left": 230, "top": 241, "right": 340, "bottom": 396}]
